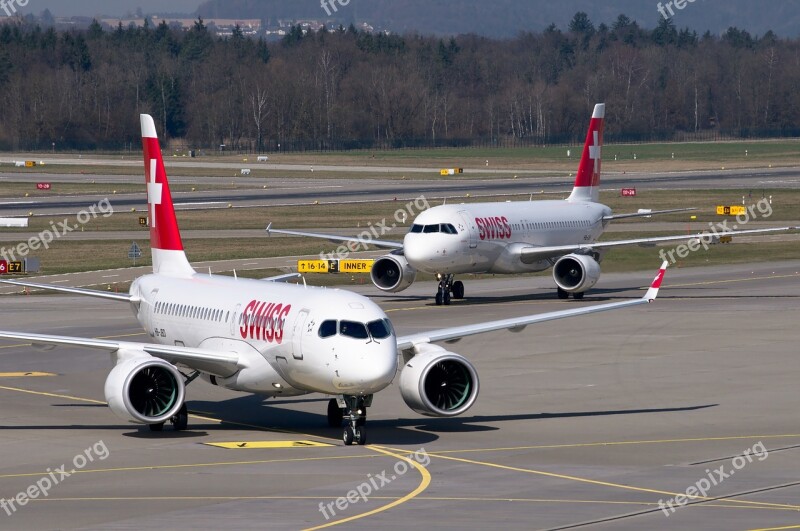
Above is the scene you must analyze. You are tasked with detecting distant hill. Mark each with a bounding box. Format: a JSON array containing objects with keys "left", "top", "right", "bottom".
[{"left": 196, "top": 0, "right": 800, "bottom": 37}]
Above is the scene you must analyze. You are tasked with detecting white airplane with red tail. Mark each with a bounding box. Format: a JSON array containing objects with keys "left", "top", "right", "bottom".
[
  {"left": 0, "top": 115, "right": 668, "bottom": 445},
  {"left": 270, "top": 103, "right": 796, "bottom": 305}
]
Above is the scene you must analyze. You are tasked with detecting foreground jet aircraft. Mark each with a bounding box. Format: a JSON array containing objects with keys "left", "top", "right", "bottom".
[
  {"left": 0, "top": 115, "right": 667, "bottom": 445},
  {"left": 270, "top": 103, "right": 794, "bottom": 305}
]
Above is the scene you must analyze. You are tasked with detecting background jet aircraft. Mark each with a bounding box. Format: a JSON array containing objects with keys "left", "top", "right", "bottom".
[{"left": 270, "top": 104, "right": 795, "bottom": 305}]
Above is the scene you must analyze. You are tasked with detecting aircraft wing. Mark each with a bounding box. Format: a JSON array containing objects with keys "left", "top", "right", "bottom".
[
  {"left": 602, "top": 207, "right": 696, "bottom": 221},
  {"left": 261, "top": 272, "right": 302, "bottom": 282},
  {"left": 396, "top": 261, "right": 667, "bottom": 352},
  {"left": 0, "top": 331, "right": 240, "bottom": 376},
  {"left": 518, "top": 226, "right": 798, "bottom": 263},
  {"left": 267, "top": 223, "right": 404, "bottom": 250},
  {"left": 0, "top": 279, "right": 136, "bottom": 302}
]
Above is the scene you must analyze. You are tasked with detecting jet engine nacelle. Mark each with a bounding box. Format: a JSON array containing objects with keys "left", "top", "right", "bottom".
[
  {"left": 553, "top": 253, "right": 602, "bottom": 293},
  {"left": 399, "top": 344, "right": 479, "bottom": 417},
  {"left": 370, "top": 253, "right": 417, "bottom": 293},
  {"left": 104, "top": 356, "right": 185, "bottom": 424}
]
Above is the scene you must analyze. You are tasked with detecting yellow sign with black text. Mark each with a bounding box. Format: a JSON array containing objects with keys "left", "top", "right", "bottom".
[
  {"left": 716, "top": 205, "right": 747, "bottom": 216},
  {"left": 298, "top": 260, "right": 329, "bottom": 273},
  {"left": 339, "top": 259, "right": 374, "bottom": 273}
]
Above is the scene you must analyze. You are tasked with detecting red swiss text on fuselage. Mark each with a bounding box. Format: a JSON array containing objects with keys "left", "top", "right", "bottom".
[
  {"left": 239, "top": 300, "right": 292, "bottom": 343},
  {"left": 475, "top": 216, "right": 511, "bottom": 240}
]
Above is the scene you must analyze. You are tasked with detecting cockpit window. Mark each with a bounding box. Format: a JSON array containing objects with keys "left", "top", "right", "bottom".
[
  {"left": 412, "top": 223, "right": 458, "bottom": 235},
  {"left": 367, "top": 319, "right": 392, "bottom": 340},
  {"left": 318, "top": 320, "right": 337, "bottom": 338},
  {"left": 340, "top": 320, "right": 369, "bottom": 339}
]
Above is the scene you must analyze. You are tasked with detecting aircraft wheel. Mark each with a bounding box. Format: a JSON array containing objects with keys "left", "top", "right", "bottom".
[
  {"left": 327, "top": 398, "right": 344, "bottom": 427},
  {"left": 149, "top": 422, "right": 164, "bottom": 432},
  {"left": 171, "top": 403, "right": 188, "bottom": 431},
  {"left": 435, "top": 291, "right": 443, "bottom": 305},
  {"left": 354, "top": 426, "right": 367, "bottom": 445},
  {"left": 443, "top": 291, "right": 451, "bottom": 305},
  {"left": 573, "top": 291, "right": 585, "bottom": 300},
  {"left": 557, "top": 287, "right": 569, "bottom": 300},
  {"left": 343, "top": 426, "right": 355, "bottom": 446},
  {"left": 452, "top": 281, "right": 465, "bottom": 299}
]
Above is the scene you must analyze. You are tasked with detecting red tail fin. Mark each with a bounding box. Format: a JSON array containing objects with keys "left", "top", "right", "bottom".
[
  {"left": 568, "top": 103, "right": 604, "bottom": 203},
  {"left": 141, "top": 115, "right": 194, "bottom": 277}
]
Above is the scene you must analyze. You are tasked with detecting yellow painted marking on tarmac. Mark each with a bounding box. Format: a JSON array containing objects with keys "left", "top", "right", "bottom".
[
  {"left": 0, "top": 372, "right": 56, "bottom": 377},
  {"left": 749, "top": 525, "right": 800, "bottom": 531},
  {"left": 302, "top": 445, "right": 432, "bottom": 531},
  {"left": 0, "top": 454, "right": 376, "bottom": 480},
  {"left": 205, "top": 440, "right": 333, "bottom": 449},
  {"left": 432, "top": 433, "right": 800, "bottom": 455},
  {"left": 399, "top": 449, "right": 800, "bottom": 512},
  {"left": 0, "top": 385, "right": 106, "bottom": 404}
]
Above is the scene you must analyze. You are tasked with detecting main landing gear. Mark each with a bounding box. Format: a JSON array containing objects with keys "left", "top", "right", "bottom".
[
  {"left": 328, "top": 395, "right": 372, "bottom": 445},
  {"left": 557, "top": 287, "right": 585, "bottom": 300},
  {"left": 148, "top": 370, "right": 199, "bottom": 432},
  {"left": 435, "top": 274, "right": 465, "bottom": 306}
]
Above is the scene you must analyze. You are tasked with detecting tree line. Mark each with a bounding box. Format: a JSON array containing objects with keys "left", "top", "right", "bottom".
[{"left": 0, "top": 14, "right": 798, "bottom": 152}]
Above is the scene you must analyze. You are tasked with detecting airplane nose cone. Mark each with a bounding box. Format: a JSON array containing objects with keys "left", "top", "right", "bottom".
[
  {"left": 403, "top": 234, "right": 427, "bottom": 265},
  {"left": 334, "top": 343, "right": 397, "bottom": 394}
]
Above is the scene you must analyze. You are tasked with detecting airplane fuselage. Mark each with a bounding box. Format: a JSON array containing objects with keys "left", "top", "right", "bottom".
[
  {"left": 404, "top": 200, "right": 611, "bottom": 275},
  {"left": 129, "top": 274, "right": 398, "bottom": 398}
]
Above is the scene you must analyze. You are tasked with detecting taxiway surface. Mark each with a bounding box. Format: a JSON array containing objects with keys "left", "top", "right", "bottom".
[{"left": 0, "top": 261, "right": 799, "bottom": 529}]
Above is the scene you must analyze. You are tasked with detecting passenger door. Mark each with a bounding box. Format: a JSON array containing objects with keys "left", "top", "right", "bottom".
[{"left": 291, "top": 309, "right": 310, "bottom": 360}]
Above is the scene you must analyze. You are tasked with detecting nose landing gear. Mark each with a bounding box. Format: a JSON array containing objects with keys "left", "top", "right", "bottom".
[
  {"left": 435, "top": 274, "right": 465, "bottom": 305},
  {"left": 333, "top": 395, "right": 372, "bottom": 446}
]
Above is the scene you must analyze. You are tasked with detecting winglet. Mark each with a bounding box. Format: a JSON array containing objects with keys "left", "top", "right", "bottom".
[
  {"left": 644, "top": 261, "right": 669, "bottom": 302},
  {"left": 266, "top": 222, "right": 272, "bottom": 235}
]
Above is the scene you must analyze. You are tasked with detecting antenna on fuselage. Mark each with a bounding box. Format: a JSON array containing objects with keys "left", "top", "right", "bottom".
[{"left": 233, "top": 269, "right": 238, "bottom": 280}]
